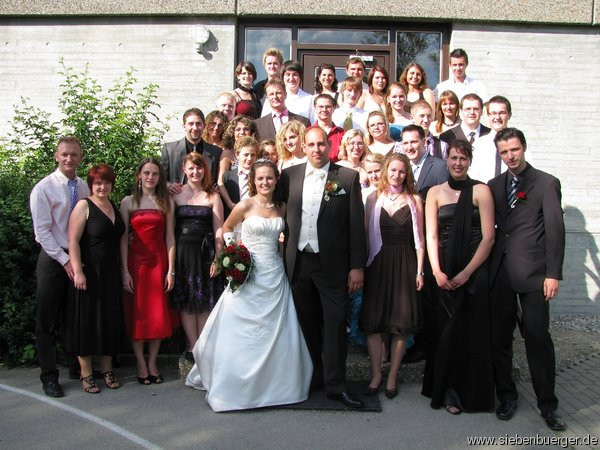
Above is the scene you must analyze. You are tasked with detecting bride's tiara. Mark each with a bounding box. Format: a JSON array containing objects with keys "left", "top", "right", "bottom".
[{"left": 253, "top": 157, "right": 275, "bottom": 165}]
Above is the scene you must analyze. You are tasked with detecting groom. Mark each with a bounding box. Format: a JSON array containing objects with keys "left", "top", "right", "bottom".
[{"left": 281, "top": 126, "right": 367, "bottom": 408}]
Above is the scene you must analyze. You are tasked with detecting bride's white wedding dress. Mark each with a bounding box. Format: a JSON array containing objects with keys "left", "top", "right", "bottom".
[{"left": 186, "top": 216, "right": 313, "bottom": 412}]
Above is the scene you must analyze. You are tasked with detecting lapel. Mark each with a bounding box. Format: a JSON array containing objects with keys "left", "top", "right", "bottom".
[
  {"left": 416, "top": 155, "right": 433, "bottom": 191},
  {"left": 492, "top": 171, "right": 510, "bottom": 221},
  {"left": 453, "top": 127, "right": 467, "bottom": 142},
  {"left": 515, "top": 164, "right": 536, "bottom": 203},
  {"left": 175, "top": 138, "right": 187, "bottom": 183},
  {"left": 318, "top": 164, "right": 338, "bottom": 219},
  {"left": 289, "top": 163, "right": 306, "bottom": 222},
  {"left": 267, "top": 114, "right": 277, "bottom": 136}
]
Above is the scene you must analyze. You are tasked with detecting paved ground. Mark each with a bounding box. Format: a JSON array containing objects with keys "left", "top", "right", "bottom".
[{"left": 1, "top": 353, "right": 598, "bottom": 449}]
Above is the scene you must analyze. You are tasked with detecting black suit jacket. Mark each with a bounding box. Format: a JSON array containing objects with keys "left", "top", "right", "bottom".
[
  {"left": 161, "top": 138, "right": 222, "bottom": 185},
  {"left": 220, "top": 169, "right": 240, "bottom": 218},
  {"left": 254, "top": 112, "right": 311, "bottom": 141},
  {"left": 281, "top": 162, "right": 367, "bottom": 283},
  {"left": 440, "top": 124, "right": 491, "bottom": 146},
  {"left": 416, "top": 154, "right": 448, "bottom": 200},
  {"left": 488, "top": 164, "right": 565, "bottom": 293}
]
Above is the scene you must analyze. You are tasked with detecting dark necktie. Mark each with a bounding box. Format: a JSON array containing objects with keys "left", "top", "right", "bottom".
[
  {"left": 68, "top": 179, "right": 78, "bottom": 212},
  {"left": 507, "top": 176, "right": 519, "bottom": 208},
  {"left": 468, "top": 132, "right": 475, "bottom": 145}
]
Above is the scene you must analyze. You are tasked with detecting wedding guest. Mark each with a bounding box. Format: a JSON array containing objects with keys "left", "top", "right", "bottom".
[
  {"left": 411, "top": 100, "right": 444, "bottom": 159},
  {"left": 361, "top": 152, "right": 386, "bottom": 203},
  {"left": 232, "top": 61, "right": 262, "bottom": 119},
  {"left": 172, "top": 153, "right": 224, "bottom": 362},
  {"left": 66, "top": 164, "right": 124, "bottom": 393},
  {"left": 30, "top": 136, "right": 90, "bottom": 397},
  {"left": 313, "top": 94, "right": 345, "bottom": 162},
  {"left": 276, "top": 119, "right": 307, "bottom": 170},
  {"left": 385, "top": 82, "right": 413, "bottom": 141},
  {"left": 215, "top": 92, "right": 236, "bottom": 121},
  {"left": 421, "top": 140, "right": 495, "bottom": 414},
  {"left": 366, "top": 111, "right": 402, "bottom": 156},
  {"left": 440, "top": 93, "right": 491, "bottom": 156},
  {"left": 332, "top": 77, "right": 367, "bottom": 132},
  {"left": 218, "top": 115, "right": 256, "bottom": 188},
  {"left": 120, "top": 158, "right": 176, "bottom": 385},
  {"left": 254, "top": 47, "right": 284, "bottom": 105},
  {"left": 261, "top": 60, "right": 313, "bottom": 122},
  {"left": 337, "top": 129, "right": 368, "bottom": 187},
  {"left": 220, "top": 136, "right": 259, "bottom": 218},
  {"left": 399, "top": 62, "right": 435, "bottom": 112},
  {"left": 314, "top": 64, "right": 340, "bottom": 105},
  {"left": 361, "top": 153, "right": 425, "bottom": 399},
  {"left": 433, "top": 48, "right": 488, "bottom": 102},
  {"left": 430, "top": 90, "right": 461, "bottom": 137},
  {"left": 201, "top": 110, "right": 228, "bottom": 149},
  {"left": 259, "top": 139, "right": 279, "bottom": 165},
  {"left": 489, "top": 128, "right": 566, "bottom": 431},
  {"left": 344, "top": 56, "right": 369, "bottom": 107},
  {"left": 363, "top": 65, "right": 389, "bottom": 113}
]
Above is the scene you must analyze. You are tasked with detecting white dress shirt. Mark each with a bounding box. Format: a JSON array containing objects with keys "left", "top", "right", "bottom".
[
  {"left": 261, "top": 89, "right": 313, "bottom": 123},
  {"left": 434, "top": 75, "right": 488, "bottom": 103},
  {"left": 298, "top": 162, "right": 330, "bottom": 253},
  {"left": 441, "top": 123, "right": 483, "bottom": 157},
  {"left": 30, "top": 169, "right": 90, "bottom": 265},
  {"left": 332, "top": 105, "right": 368, "bottom": 133}
]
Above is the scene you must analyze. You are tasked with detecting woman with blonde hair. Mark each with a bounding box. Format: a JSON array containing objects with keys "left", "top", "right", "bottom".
[
  {"left": 366, "top": 111, "right": 402, "bottom": 157},
  {"left": 337, "top": 129, "right": 369, "bottom": 187},
  {"left": 399, "top": 62, "right": 435, "bottom": 113},
  {"left": 385, "top": 82, "right": 413, "bottom": 141},
  {"left": 275, "top": 120, "right": 307, "bottom": 170}
]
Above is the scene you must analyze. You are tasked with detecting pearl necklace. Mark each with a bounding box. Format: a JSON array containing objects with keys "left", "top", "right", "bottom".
[{"left": 254, "top": 198, "right": 275, "bottom": 209}]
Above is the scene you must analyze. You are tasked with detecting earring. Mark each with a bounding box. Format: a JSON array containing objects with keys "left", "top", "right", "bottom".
[{"left": 137, "top": 179, "right": 142, "bottom": 191}]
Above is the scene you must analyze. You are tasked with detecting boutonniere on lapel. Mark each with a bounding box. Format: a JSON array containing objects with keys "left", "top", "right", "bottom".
[
  {"left": 513, "top": 191, "right": 527, "bottom": 207},
  {"left": 323, "top": 180, "right": 345, "bottom": 201}
]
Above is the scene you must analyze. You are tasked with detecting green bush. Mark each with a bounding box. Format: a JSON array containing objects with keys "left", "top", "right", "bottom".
[{"left": 0, "top": 60, "right": 169, "bottom": 365}]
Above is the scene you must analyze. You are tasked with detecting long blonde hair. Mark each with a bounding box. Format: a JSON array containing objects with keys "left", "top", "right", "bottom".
[
  {"left": 377, "top": 153, "right": 417, "bottom": 197},
  {"left": 276, "top": 120, "right": 307, "bottom": 161}
]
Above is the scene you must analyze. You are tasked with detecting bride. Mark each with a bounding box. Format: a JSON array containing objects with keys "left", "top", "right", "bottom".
[{"left": 186, "top": 158, "right": 313, "bottom": 412}]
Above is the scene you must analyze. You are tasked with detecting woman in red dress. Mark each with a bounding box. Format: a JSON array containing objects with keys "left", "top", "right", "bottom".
[{"left": 120, "top": 157, "right": 176, "bottom": 385}]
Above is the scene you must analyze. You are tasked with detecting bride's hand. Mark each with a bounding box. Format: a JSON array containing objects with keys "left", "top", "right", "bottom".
[{"left": 209, "top": 261, "right": 220, "bottom": 278}]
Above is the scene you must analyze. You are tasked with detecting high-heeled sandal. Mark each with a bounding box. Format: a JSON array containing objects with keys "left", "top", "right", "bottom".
[
  {"left": 446, "top": 405, "right": 462, "bottom": 415},
  {"left": 102, "top": 371, "right": 120, "bottom": 389},
  {"left": 148, "top": 374, "right": 163, "bottom": 384},
  {"left": 365, "top": 380, "right": 382, "bottom": 396},
  {"left": 81, "top": 375, "right": 101, "bottom": 394}
]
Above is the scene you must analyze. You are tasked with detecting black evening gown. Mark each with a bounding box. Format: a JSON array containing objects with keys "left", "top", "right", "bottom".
[
  {"left": 360, "top": 205, "right": 421, "bottom": 335},
  {"left": 421, "top": 203, "right": 494, "bottom": 412},
  {"left": 65, "top": 199, "right": 125, "bottom": 356}
]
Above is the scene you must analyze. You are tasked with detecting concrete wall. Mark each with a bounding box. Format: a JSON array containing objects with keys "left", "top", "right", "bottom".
[{"left": 452, "top": 23, "right": 600, "bottom": 312}]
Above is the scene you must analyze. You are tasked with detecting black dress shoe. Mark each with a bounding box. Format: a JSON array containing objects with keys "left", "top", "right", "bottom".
[
  {"left": 542, "top": 410, "right": 565, "bottom": 431},
  {"left": 42, "top": 380, "right": 64, "bottom": 398},
  {"left": 327, "top": 391, "right": 365, "bottom": 409},
  {"left": 496, "top": 400, "right": 517, "bottom": 420}
]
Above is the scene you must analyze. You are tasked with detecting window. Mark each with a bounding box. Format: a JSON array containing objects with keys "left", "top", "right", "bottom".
[
  {"left": 396, "top": 31, "right": 442, "bottom": 88},
  {"left": 244, "top": 28, "right": 292, "bottom": 81},
  {"left": 298, "top": 29, "right": 389, "bottom": 45}
]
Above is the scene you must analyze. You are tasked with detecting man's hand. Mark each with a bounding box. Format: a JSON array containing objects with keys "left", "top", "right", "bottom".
[
  {"left": 348, "top": 269, "right": 364, "bottom": 294},
  {"left": 63, "top": 260, "right": 75, "bottom": 281},
  {"left": 168, "top": 182, "right": 183, "bottom": 195},
  {"left": 543, "top": 278, "right": 560, "bottom": 301}
]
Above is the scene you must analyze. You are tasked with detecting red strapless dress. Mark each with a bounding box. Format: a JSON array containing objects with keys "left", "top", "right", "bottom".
[{"left": 124, "top": 209, "right": 177, "bottom": 340}]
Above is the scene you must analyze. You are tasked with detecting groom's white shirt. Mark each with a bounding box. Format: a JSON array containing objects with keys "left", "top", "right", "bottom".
[{"left": 298, "top": 161, "right": 329, "bottom": 253}]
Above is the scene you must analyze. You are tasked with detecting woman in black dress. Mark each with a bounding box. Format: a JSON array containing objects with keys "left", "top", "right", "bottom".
[
  {"left": 67, "top": 164, "right": 124, "bottom": 393},
  {"left": 361, "top": 153, "right": 425, "bottom": 399},
  {"left": 421, "top": 140, "right": 495, "bottom": 414},
  {"left": 172, "top": 153, "right": 224, "bottom": 360}
]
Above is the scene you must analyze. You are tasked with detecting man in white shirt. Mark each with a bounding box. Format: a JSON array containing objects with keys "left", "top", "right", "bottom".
[
  {"left": 433, "top": 48, "right": 488, "bottom": 103},
  {"left": 261, "top": 60, "right": 313, "bottom": 122},
  {"left": 30, "top": 136, "right": 90, "bottom": 397},
  {"left": 332, "top": 77, "right": 368, "bottom": 133},
  {"left": 440, "top": 93, "right": 491, "bottom": 156}
]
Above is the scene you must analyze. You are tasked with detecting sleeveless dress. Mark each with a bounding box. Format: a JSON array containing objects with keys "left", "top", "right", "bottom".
[
  {"left": 360, "top": 205, "right": 420, "bottom": 335},
  {"left": 65, "top": 199, "right": 125, "bottom": 356},
  {"left": 171, "top": 205, "right": 224, "bottom": 313},
  {"left": 125, "top": 209, "right": 175, "bottom": 340},
  {"left": 421, "top": 204, "right": 494, "bottom": 412},
  {"left": 186, "top": 216, "right": 313, "bottom": 412}
]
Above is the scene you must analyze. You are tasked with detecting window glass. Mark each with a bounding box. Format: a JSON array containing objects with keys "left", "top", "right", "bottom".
[
  {"left": 245, "top": 28, "right": 292, "bottom": 82},
  {"left": 396, "top": 31, "right": 442, "bottom": 89},
  {"left": 299, "top": 29, "right": 389, "bottom": 45}
]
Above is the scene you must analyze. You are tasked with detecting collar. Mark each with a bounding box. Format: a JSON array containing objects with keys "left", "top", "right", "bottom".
[
  {"left": 509, "top": 162, "right": 530, "bottom": 180},
  {"left": 273, "top": 109, "right": 289, "bottom": 118},
  {"left": 410, "top": 151, "right": 428, "bottom": 168},
  {"left": 451, "top": 74, "right": 474, "bottom": 85},
  {"left": 185, "top": 138, "right": 203, "bottom": 153},
  {"left": 305, "top": 161, "right": 330, "bottom": 178},
  {"left": 54, "top": 168, "right": 78, "bottom": 184},
  {"left": 460, "top": 122, "right": 481, "bottom": 138}
]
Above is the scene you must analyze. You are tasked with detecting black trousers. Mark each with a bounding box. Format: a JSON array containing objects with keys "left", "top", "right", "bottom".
[
  {"left": 490, "top": 262, "right": 558, "bottom": 412},
  {"left": 35, "top": 250, "right": 71, "bottom": 380},
  {"left": 291, "top": 250, "right": 348, "bottom": 394}
]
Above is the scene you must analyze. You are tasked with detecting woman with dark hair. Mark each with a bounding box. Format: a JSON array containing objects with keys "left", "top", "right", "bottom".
[
  {"left": 314, "top": 63, "right": 339, "bottom": 105},
  {"left": 431, "top": 90, "right": 461, "bottom": 137},
  {"left": 233, "top": 61, "right": 262, "bottom": 119},
  {"left": 399, "top": 62, "right": 435, "bottom": 113},
  {"left": 67, "top": 164, "right": 125, "bottom": 393},
  {"left": 186, "top": 158, "right": 312, "bottom": 412},
  {"left": 202, "top": 110, "right": 228, "bottom": 149},
  {"left": 361, "top": 153, "right": 425, "bottom": 399},
  {"left": 362, "top": 65, "right": 389, "bottom": 113},
  {"left": 172, "top": 153, "right": 224, "bottom": 361},
  {"left": 422, "top": 140, "right": 495, "bottom": 414},
  {"left": 120, "top": 157, "right": 176, "bottom": 385}
]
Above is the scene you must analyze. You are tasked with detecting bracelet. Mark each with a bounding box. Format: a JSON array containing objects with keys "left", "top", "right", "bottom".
[
  {"left": 417, "top": 272, "right": 425, "bottom": 276},
  {"left": 168, "top": 272, "right": 175, "bottom": 276}
]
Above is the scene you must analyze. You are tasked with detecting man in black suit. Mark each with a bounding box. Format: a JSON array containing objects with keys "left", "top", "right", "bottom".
[
  {"left": 440, "top": 93, "right": 490, "bottom": 156},
  {"left": 161, "top": 108, "right": 222, "bottom": 194},
  {"left": 281, "top": 127, "right": 367, "bottom": 409},
  {"left": 488, "top": 128, "right": 566, "bottom": 431},
  {"left": 254, "top": 80, "right": 310, "bottom": 141}
]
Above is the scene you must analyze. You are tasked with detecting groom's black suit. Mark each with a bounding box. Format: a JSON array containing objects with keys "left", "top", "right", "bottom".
[
  {"left": 488, "top": 163, "right": 565, "bottom": 413},
  {"left": 281, "top": 162, "right": 366, "bottom": 394}
]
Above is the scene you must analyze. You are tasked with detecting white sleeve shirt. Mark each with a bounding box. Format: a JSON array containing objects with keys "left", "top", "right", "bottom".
[
  {"left": 298, "top": 162, "right": 330, "bottom": 253},
  {"left": 30, "top": 169, "right": 90, "bottom": 265}
]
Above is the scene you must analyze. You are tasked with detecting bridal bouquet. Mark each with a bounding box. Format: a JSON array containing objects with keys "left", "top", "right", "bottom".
[{"left": 216, "top": 242, "right": 253, "bottom": 293}]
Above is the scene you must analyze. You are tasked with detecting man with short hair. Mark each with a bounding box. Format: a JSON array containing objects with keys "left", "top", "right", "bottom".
[
  {"left": 440, "top": 93, "right": 491, "bottom": 156},
  {"left": 254, "top": 47, "right": 284, "bottom": 106},
  {"left": 410, "top": 100, "right": 444, "bottom": 159},
  {"left": 30, "top": 136, "right": 90, "bottom": 397},
  {"left": 488, "top": 127, "right": 566, "bottom": 431},
  {"left": 261, "top": 60, "right": 313, "bottom": 122},
  {"left": 254, "top": 79, "right": 310, "bottom": 141},
  {"left": 344, "top": 56, "right": 369, "bottom": 99},
  {"left": 162, "top": 108, "right": 222, "bottom": 194},
  {"left": 215, "top": 92, "right": 236, "bottom": 121},
  {"left": 313, "top": 94, "right": 344, "bottom": 162},
  {"left": 433, "top": 48, "right": 487, "bottom": 102},
  {"left": 332, "top": 77, "right": 368, "bottom": 133}
]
